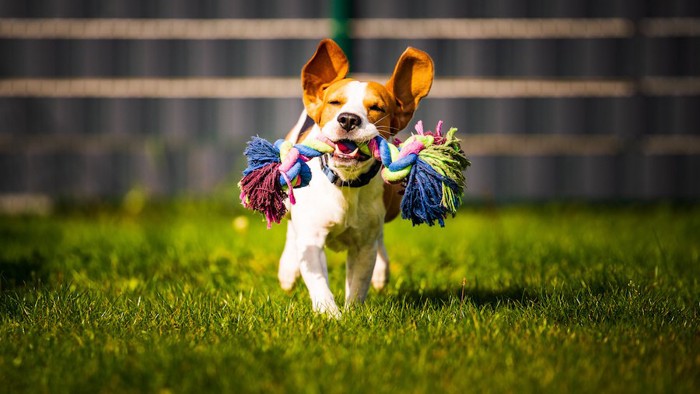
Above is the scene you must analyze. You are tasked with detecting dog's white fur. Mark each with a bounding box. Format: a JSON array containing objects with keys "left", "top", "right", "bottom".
[{"left": 278, "top": 39, "right": 434, "bottom": 316}]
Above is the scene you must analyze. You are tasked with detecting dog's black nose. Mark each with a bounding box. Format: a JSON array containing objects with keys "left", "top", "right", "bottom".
[{"left": 337, "top": 112, "right": 361, "bottom": 131}]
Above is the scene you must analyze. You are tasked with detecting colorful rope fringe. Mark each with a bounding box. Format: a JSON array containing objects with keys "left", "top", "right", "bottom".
[{"left": 239, "top": 121, "right": 470, "bottom": 228}]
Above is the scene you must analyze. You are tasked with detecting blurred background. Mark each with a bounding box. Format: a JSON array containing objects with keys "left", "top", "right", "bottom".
[{"left": 0, "top": 0, "right": 698, "bottom": 207}]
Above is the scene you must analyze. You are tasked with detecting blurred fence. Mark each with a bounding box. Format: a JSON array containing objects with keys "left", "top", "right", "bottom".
[{"left": 0, "top": 0, "right": 699, "bottom": 201}]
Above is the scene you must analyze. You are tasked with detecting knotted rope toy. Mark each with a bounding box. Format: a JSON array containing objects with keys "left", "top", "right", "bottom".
[{"left": 238, "top": 120, "right": 470, "bottom": 227}]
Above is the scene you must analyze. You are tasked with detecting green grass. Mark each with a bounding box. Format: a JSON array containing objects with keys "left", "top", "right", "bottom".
[{"left": 1, "top": 201, "right": 699, "bottom": 393}]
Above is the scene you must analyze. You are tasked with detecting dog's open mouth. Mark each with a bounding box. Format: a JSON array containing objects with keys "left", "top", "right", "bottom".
[{"left": 331, "top": 140, "right": 371, "bottom": 163}]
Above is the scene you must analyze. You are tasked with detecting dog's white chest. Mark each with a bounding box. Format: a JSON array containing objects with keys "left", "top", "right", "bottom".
[{"left": 290, "top": 158, "right": 384, "bottom": 251}]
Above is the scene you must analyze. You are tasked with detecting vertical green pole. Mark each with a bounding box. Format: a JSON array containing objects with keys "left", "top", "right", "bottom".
[{"left": 331, "top": 0, "right": 352, "bottom": 69}]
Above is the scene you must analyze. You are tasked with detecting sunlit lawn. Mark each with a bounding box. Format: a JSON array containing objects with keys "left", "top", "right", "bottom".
[{"left": 1, "top": 201, "right": 699, "bottom": 393}]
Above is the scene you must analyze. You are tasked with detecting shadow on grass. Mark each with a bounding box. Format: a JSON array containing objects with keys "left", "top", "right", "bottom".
[
  {"left": 392, "top": 285, "right": 539, "bottom": 309},
  {"left": 0, "top": 218, "right": 61, "bottom": 292},
  {"left": 0, "top": 255, "right": 47, "bottom": 292}
]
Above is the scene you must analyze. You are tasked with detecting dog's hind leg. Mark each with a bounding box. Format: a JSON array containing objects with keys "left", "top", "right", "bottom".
[
  {"left": 371, "top": 228, "right": 390, "bottom": 290},
  {"left": 278, "top": 221, "right": 300, "bottom": 291},
  {"left": 346, "top": 243, "right": 380, "bottom": 306}
]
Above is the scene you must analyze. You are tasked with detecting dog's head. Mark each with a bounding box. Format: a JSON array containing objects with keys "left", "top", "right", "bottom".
[{"left": 302, "top": 39, "right": 434, "bottom": 182}]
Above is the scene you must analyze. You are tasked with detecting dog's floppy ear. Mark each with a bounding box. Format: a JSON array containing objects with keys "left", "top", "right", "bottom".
[
  {"left": 386, "top": 47, "right": 434, "bottom": 132},
  {"left": 302, "top": 39, "right": 349, "bottom": 123}
]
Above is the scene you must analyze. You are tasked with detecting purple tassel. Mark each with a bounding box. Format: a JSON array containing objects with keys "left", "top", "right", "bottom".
[{"left": 239, "top": 138, "right": 289, "bottom": 228}]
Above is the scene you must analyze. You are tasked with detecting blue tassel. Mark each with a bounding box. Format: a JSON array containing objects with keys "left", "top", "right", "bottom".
[
  {"left": 400, "top": 158, "right": 459, "bottom": 227},
  {"left": 242, "top": 137, "right": 282, "bottom": 176}
]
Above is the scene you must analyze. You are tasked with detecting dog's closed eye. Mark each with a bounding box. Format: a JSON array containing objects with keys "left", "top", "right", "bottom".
[{"left": 369, "top": 104, "right": 385, "bottom": 113}]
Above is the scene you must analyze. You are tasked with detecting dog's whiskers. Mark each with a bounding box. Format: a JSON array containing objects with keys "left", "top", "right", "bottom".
[
  {"left": 374, "top": 114, "right": 390, "bottom": 124},
  {"left": 372, "top": 115, "right": 400, "bottom": 135}
]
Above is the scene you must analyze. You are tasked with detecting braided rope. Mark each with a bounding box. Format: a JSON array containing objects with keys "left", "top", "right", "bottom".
[
  {"left": 239, "top": 120, "right": 469, "bottom": 227},
  {"left": 273, "top": 120, "right": 447, "bottom": 190}
]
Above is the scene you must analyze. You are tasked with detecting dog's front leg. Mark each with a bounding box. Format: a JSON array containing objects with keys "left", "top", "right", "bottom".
[
  {"left": 278, "top": 221, "right": 300, "bottom": 291},
  {"left": 297, "top": 240, "right": 340, "bottom": 317},
  {"left": 345, "top": 243, "right": 379, "bottom": 306},
  {"left": 371, "top": 227, "right": 390, "bottom": 290}
]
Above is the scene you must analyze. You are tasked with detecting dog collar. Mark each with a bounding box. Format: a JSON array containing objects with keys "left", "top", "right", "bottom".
[{"left": 320, "top": 155, "right": 382, "bottom": 188}]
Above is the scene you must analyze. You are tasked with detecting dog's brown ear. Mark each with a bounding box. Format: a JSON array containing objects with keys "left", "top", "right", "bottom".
[
  {"left": 386, "top": 47, "right": 434, "bottom": 132},
  {"left": 302, "top": 39, "right": 349, "bottom": 123}
]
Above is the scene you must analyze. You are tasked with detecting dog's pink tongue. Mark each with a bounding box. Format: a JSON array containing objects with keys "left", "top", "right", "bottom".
[{"left": 335, "top": 140, "right": 358, "bottom": 154}]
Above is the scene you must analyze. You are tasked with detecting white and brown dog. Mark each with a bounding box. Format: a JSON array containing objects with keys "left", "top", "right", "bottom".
[{"left": 278, "top": 39, "right": 434, "bottom": 316}]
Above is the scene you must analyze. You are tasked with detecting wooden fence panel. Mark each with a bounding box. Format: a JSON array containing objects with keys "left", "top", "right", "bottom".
[{"left": 0, "top": 1, "right": 698, "bottom": 201}]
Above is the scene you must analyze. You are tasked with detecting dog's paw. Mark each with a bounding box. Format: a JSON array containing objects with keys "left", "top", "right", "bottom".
[
  {"left": 371, "top": 275, "right": 389, "bottom": 291},
  {"left": 371, "top": 263, "right": 390, "bottom": 291},
  {"left": 278, "top": 273, "right": 298, "bottom": 292},
  {"left": 313, "top": 299, "right": 341, "bottom": 319}
]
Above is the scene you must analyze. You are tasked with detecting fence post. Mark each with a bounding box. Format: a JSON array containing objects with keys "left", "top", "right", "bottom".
[{"left": 331, "top": 0, "right": 352, "bottom": 68}]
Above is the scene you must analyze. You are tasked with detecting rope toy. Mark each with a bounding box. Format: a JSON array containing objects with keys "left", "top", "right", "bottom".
[{"left": 238, "top": 120, "right": 470, "bottom": 228}]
